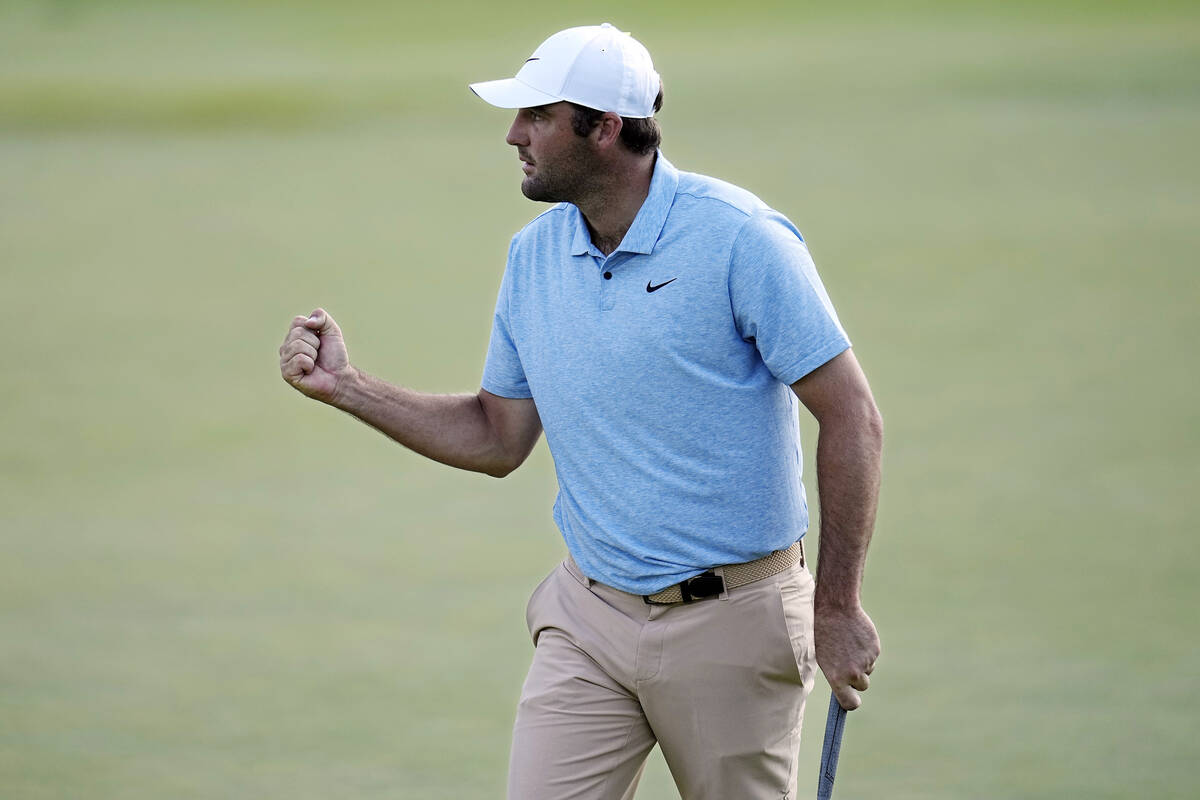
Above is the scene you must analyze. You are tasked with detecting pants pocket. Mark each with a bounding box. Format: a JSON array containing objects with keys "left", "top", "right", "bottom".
[
  {"left": 524, "top": 564, "right": 561, "bottom": 643},
  {"left": 776, "top": 565, "right": 817, "bottom": 689}
]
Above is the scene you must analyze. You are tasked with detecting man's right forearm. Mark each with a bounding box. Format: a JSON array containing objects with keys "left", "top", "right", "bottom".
[{"left": 330, "top": 368, "right": 523, "bottom": 477}]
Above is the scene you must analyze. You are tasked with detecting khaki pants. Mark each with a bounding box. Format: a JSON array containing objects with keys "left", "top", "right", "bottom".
[{"left": 507, "top": 556, "right": 818, "bottom": 800}]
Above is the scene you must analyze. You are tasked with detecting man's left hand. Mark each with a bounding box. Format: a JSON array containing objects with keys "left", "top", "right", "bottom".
[{"left": 814, "top": 603, "right": 880, "bottom": 710}]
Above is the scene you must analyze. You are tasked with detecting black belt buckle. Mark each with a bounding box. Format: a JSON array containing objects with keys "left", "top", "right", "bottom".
[{"left": 679, "top": 569, "right": 725, "bottom": 603}]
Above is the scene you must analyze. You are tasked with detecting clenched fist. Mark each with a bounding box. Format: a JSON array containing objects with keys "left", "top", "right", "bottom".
[{"left": 279, "top": 308, "right": 352, "bottom": 404}]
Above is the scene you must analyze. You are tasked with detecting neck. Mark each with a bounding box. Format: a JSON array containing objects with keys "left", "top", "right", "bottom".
[{"left": 576, "top": 153, "right": 656, "bottom": 256}]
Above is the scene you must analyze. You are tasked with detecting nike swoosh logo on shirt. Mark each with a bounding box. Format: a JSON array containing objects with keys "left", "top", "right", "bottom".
[{"left": 646, "top": 278, "right": 677, "bottom": 293}]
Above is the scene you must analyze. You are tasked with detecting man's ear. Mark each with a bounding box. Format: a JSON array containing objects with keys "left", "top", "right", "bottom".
[{"left": 593, "top": 112, "right": 624, "bottom": 150}]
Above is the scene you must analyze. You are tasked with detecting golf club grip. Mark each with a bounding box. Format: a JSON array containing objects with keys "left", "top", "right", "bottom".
[{"left": 817, "top": 693, "right": 847, "bottom": 800}]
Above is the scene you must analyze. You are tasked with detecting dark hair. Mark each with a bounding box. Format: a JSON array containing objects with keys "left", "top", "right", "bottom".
[{"left": 570, "top": 86, "right": 664, "bottom": 156}]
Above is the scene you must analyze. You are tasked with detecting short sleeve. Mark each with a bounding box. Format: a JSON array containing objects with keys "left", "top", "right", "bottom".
[
  {"left": 728, "top": 210, "right": 851, "bottom": 385},
  {"left": 481, "top": 236, "right": 533, "bottom": 399}
]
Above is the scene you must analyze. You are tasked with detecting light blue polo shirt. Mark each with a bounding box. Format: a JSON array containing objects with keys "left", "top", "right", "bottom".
[{"left": 482, "top": 153, "right": 850, "bottom": 594}]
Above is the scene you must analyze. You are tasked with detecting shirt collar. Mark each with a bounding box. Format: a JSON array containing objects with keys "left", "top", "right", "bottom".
[{"left": 568, "top": 152, "right": 680, "bottom": 257}]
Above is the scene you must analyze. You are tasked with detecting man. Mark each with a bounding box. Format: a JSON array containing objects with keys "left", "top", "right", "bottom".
[{"left": 279, "top": 23, "right": 882, "bottom": 800}]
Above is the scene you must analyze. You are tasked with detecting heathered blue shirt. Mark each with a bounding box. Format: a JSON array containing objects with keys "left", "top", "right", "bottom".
[{"left": 482, "top": 154, "right": 850, "bottom": 594}]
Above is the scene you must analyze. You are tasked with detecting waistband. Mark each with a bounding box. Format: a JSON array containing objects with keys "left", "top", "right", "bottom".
[{"left": 566, "top": 540, "right": 805, "bottom": 605}]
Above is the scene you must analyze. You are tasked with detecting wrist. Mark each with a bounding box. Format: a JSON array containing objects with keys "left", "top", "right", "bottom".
[
  {"left": 329, "top": 365, "right": 364, "bottom": 410},
  {"left": 814, "top": 590, "right": 862, "bottom": 613}
]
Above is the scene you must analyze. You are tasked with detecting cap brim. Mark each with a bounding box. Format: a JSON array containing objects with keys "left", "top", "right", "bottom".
[{"left": 469, "top": 77, "right": 562, "bottom": 109}]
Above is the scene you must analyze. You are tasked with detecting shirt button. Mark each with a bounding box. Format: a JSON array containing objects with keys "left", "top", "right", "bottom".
[{"left": 603, "top": 271, "right": 613, "bottom": 280}]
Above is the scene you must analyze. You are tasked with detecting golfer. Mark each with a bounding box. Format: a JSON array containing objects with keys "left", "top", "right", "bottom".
[{"left": 279, "top": 23, "right": 882, "bottom": 800}]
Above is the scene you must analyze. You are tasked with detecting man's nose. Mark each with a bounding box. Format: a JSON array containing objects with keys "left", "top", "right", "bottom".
[{"left": 506, "top": 113, "right": 526, "bottom": 147}]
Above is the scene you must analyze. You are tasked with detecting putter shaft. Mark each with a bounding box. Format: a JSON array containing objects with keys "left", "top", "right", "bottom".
[{"left": 817, "top": 693, "right": 848, "bottom": 800}]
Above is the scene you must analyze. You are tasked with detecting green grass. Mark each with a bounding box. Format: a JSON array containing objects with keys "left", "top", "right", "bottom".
[{"left": 3, "top": 1, "right": 1199, "bottom": 797}]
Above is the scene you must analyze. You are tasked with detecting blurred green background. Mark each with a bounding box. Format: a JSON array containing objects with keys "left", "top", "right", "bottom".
[{"left": 2, "top": 0, "right": 1198, "bottom": 797}]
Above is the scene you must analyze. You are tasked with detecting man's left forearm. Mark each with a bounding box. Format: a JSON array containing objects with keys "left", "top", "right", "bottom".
[{"left": 812, "top": 401, "right": 883, "bottom": 611}]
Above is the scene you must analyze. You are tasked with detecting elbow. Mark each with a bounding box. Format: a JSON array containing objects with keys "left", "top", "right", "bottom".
[
  {"left": 480, "top": 451, "right": 523, "bottom": 479},
  {"left": 833, "top": 396, "right": 883, "bottom": 450},
  {"left": 862, "top": 400, "right": 884, "bottom": 455},
  {"left": 866, "top": 400, "right": 884, "bottom": 443},
  {"left": 483, "top": 462, "right": 516, "bottom": 479}
]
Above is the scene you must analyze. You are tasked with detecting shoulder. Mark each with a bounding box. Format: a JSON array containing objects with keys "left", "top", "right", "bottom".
[
  {"left": 736, "top": 207, "right": 806, "bottom": 248},
  {"left": 673, "top": 169, "right": 770, "bottom": 221},
  {"left": 511, "top": 203, "right": 573, "bottom": 248},
  {"left": 502, "top": 205, "right": 578, "bottom": 292},
  {"left": 667, "top": 169, "right": 806, "bottom": 257}
]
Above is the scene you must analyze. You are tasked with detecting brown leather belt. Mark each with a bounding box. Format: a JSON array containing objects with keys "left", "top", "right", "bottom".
[{"left": 643, "top": 540, "right": 805, "bottom": 605}]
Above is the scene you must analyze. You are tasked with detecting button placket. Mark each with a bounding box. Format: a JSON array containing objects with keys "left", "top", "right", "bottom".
[{"left": 598, "top": 256, "right": 619, "bottom": 312}]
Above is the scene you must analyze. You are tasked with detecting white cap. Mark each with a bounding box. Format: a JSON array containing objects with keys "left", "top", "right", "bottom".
[{"left": 470, "top": 23, "right": 661, "bottom": 119}]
